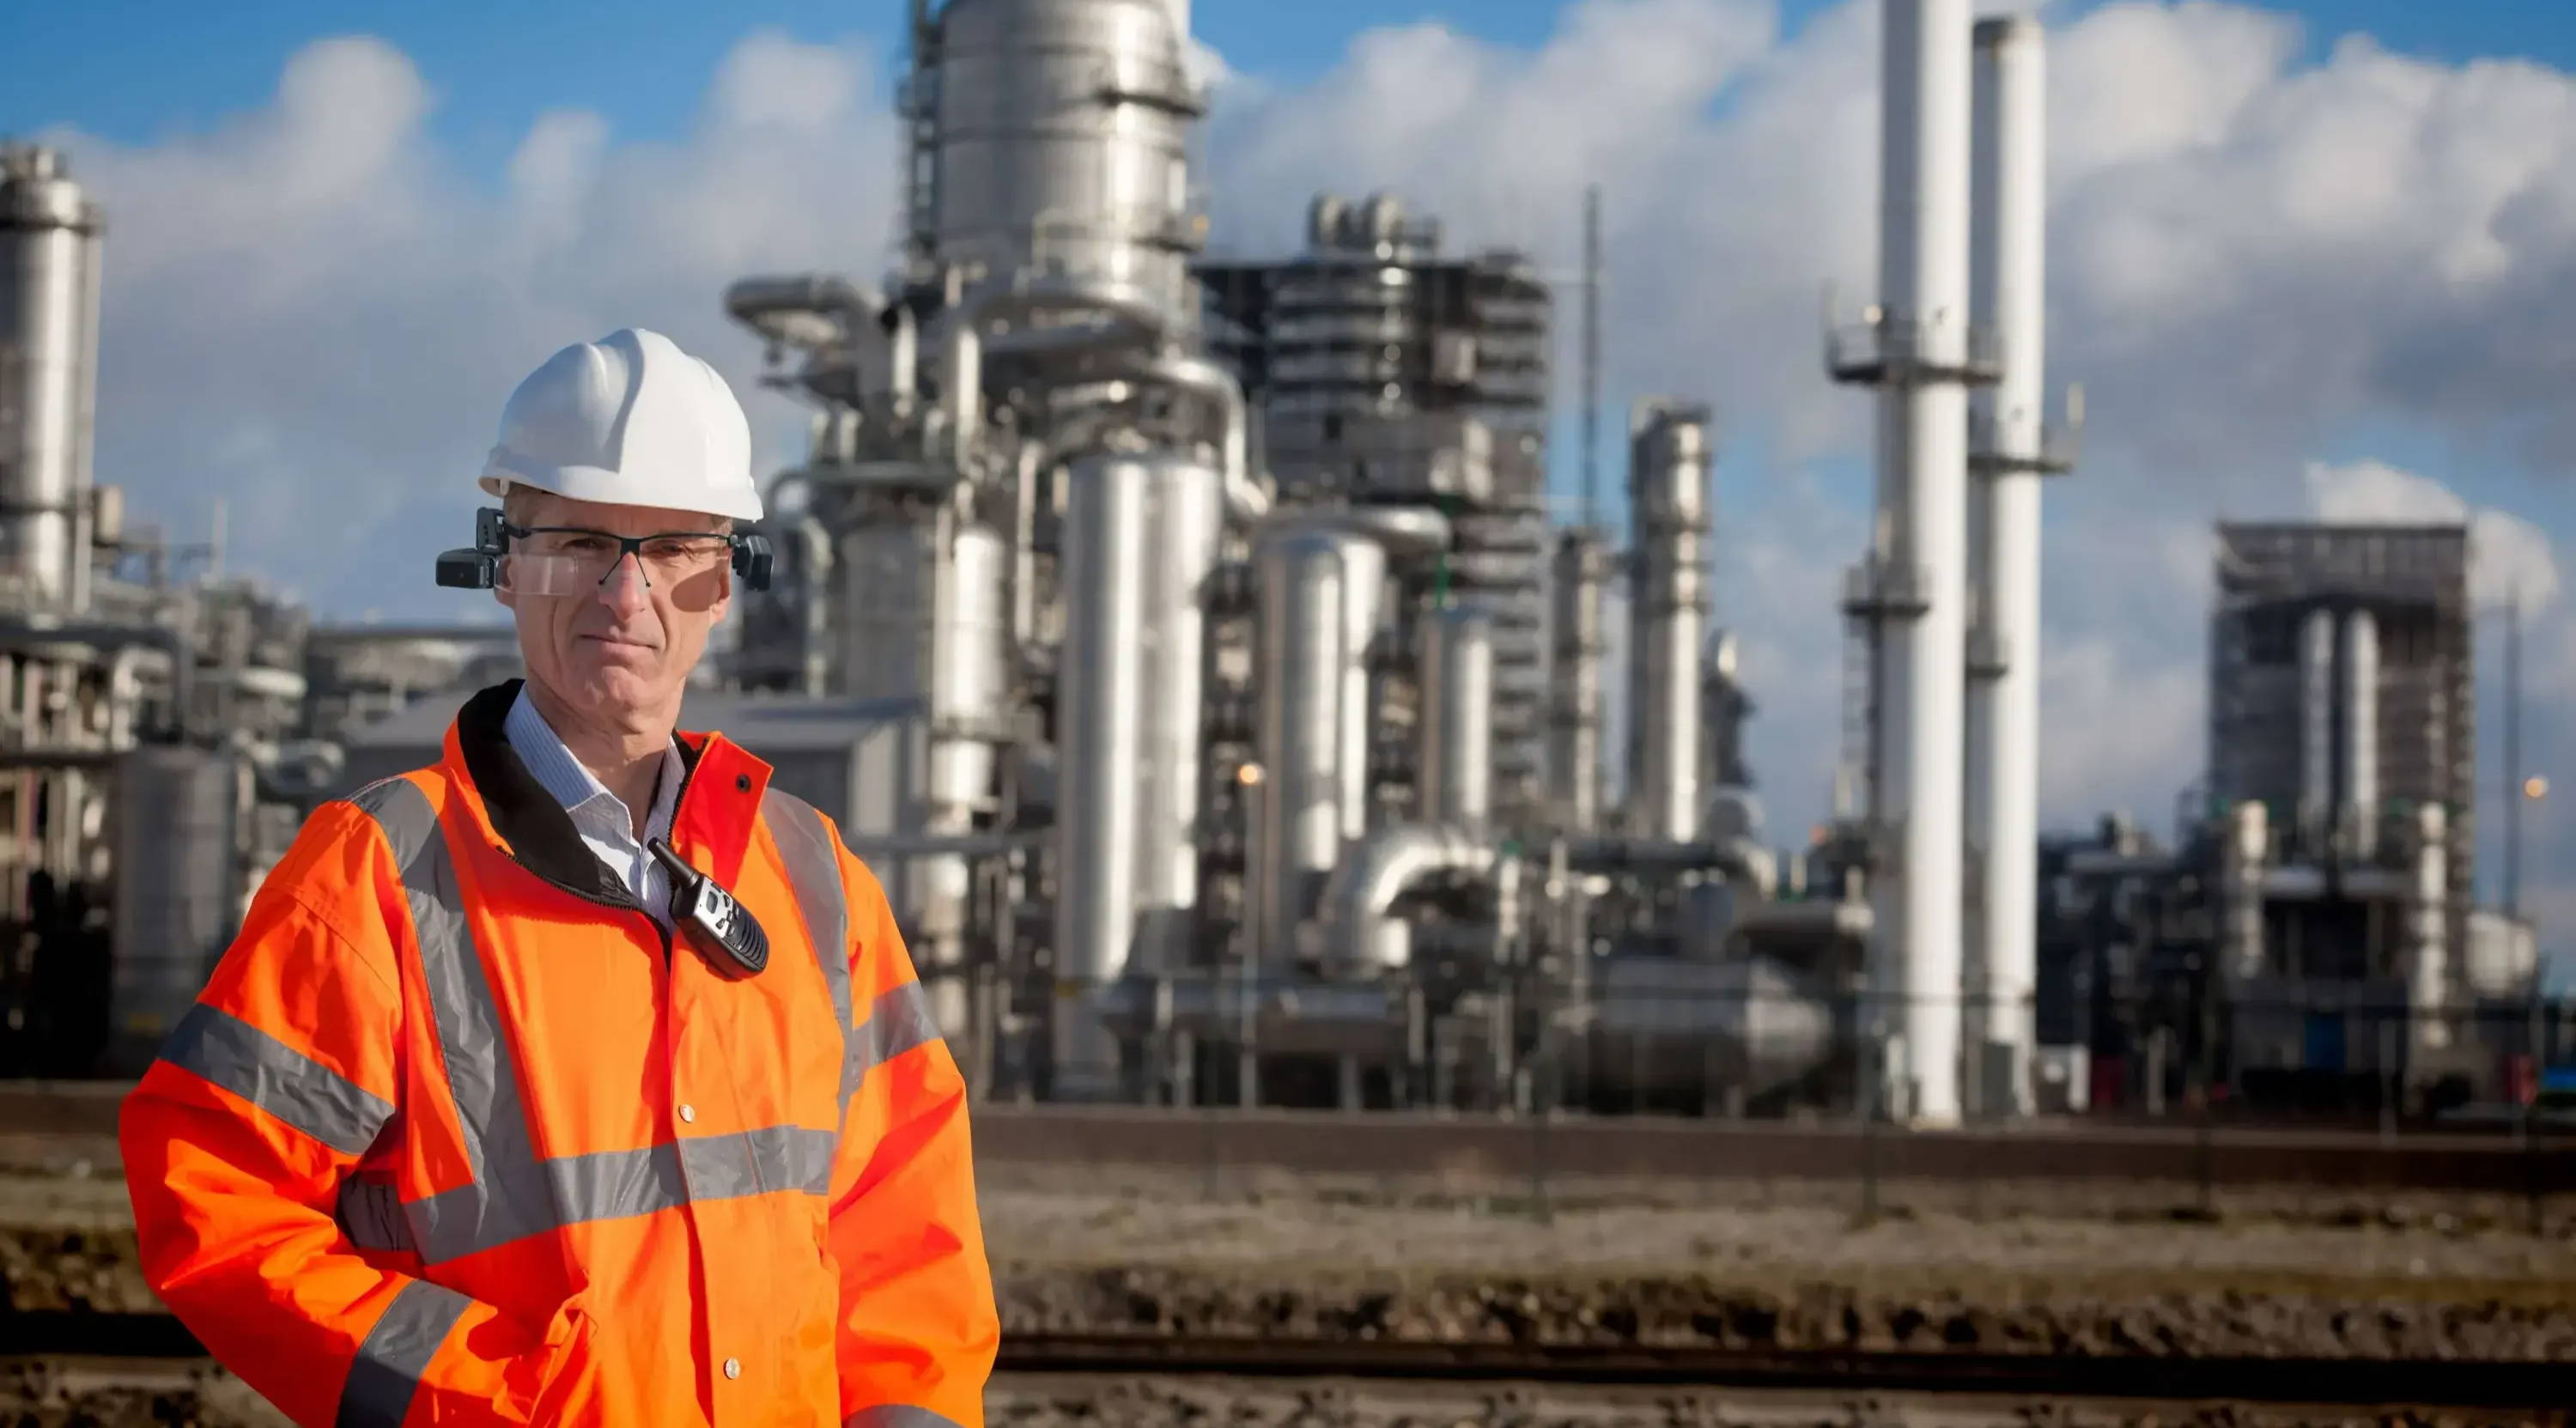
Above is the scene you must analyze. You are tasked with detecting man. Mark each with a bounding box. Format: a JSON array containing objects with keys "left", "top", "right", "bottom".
[{"left": 119, "top": 328, "right": 999, "bottom": 1427}]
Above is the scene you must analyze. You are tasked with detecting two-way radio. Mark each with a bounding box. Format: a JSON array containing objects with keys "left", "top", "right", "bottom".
[{"left": 647, "top": 838, "right": 770, "bottom": 978}]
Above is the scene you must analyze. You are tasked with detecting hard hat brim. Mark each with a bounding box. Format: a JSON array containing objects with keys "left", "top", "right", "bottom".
[{"left": 478, "top": 466, "right": 765, "bottom": 524}]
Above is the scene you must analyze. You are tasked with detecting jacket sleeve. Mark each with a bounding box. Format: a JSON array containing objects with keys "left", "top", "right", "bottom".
[
  {"left": 824, "top": 847, "right": 1001, "bottom": 1428},
  {"left": 118, "top": 801, "right": 616, "bottom": 1428}
]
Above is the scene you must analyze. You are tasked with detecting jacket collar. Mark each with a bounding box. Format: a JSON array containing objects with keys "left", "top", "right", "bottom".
[{"left": 446, "top": 679, "right": 775, "bottom": 904}]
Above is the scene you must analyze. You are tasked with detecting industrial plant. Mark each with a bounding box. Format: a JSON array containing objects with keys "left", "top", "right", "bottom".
[{"left": 0, "top": 0, "right": 2555, "bottom": 1124}]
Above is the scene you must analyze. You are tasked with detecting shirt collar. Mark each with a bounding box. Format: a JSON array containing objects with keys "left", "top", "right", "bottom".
[{"left": 503, "top": 684, "right": 684, "bottom": 837}]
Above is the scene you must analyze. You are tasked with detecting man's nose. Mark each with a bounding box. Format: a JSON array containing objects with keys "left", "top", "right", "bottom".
[{"left": 595, "top": 551, "right": 653, "bottom": 615}]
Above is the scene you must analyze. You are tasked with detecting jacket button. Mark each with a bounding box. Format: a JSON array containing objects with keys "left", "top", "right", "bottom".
[
  {"left": 723, "top": 1358, "right": 740, "bottom": 1380},
  {"left": 735, "top": 774, "right": 750, "bottom": 792},
  {"left": 677, "top": 1103, "right": 696, "bottom": 1124}
]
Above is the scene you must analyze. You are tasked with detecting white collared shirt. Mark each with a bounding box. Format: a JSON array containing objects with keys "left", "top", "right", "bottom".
[{"left": 503, "top": 685, "right": 685, "bottom": 927}]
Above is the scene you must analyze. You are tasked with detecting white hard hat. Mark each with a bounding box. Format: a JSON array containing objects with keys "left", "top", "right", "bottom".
[{"left": 477, "top": 327, "right": 763, "bottom": 522}]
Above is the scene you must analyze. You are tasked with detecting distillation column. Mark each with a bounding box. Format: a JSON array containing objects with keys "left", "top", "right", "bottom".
[
  {"left": 1856, "top": 0, "right": 1977, "bottom": 1127},
  {"left": 0, "top": 144, "right": 104, "bottom": 613},
  {"left": 1963, "top": 15, "right": 2057, "bottom": 1120},
  {"left": 1627, "top": 401, "right": 1713, "bottom": 843}
]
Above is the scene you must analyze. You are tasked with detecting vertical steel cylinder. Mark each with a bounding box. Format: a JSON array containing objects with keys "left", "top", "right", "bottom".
[
  {"left": 1627, "top": 399, "right": 1712, "bottom": 844},
  {"left": 1133, "top": 455, "right": 1223, "bottom": 973},
  {"left": 1053, "top": 453, "right": 1152, "bottom": 1088},
  {"left": 1419, "top": 603, "right": 1495, "bottom": 831}
]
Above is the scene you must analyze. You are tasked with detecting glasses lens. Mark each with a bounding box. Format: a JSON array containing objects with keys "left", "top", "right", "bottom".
[
  {"left": 639, "top": 536, "right": 732, "bottom": 579},
  {"left": 498, "top": 530, "right": 732, "bottom": 596}
]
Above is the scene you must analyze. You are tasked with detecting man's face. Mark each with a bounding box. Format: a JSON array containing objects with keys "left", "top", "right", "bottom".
[{"left": 495, "top": 489, "right": 733, "bottom": 730}]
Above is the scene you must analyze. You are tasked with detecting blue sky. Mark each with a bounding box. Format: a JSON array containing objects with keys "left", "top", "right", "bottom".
[{"left": 9, "top": 0, "right": 2576, "bottom": 167}]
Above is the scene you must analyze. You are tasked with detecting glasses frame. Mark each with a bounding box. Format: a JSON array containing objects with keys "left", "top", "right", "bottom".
[
  {"left": 502, "top": 521, "right": 737, "bottom": 590},
  {"left": 434, "top": 506, "right": 776, "bottom": 593}
]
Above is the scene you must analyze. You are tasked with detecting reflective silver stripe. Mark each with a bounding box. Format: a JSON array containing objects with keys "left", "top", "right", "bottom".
[
  {"left": 845, "top": 1407, "right": 968, "bottom": 1428},
  {"left": 404, "top": 1127, "right": 842, "bottom": 1261},
  {"left": 336, "top": 1278, "right": 468, "bottom": 1428},
  {"left": 159, "top": 1001, "right": 392, "bottom": 1158},
  {"left": 763, "top": 789, "right": 856, "bottom": 1108},
  {"left": 853, "top": 981, "right": 941, "bottom": 1081},
  {"left": 351, "top": 779, "right": 555, "bottom": 1267}
]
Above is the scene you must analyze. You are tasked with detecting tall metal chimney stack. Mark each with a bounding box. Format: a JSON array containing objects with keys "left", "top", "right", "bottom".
[
  {"left": 1964, "top": 15, "right": 2068, "bottom": 1120},
  {"left": 1831, "top": 0, "right": 1982, "bottom": 1127}
]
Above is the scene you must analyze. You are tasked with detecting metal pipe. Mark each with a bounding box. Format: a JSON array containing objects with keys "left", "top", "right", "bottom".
[
  {"left": 1321, "top": 823, "right": 1499, "bottom": 977},
  {"left": 1626, "top": 399, "right": 1712, "bottom": 843},
  {"left": 945, "top": 317, "right": 982, "bottom": 470},
  {"left": 1965, "top": 14, "right": 2045, "bottom": 1118},
  {"left": 889, "top": 303, "right": 919, "bottom": 415},
  {"left": 1082, "top": 346, "right": 1266, "bottom": 525},
  {"left": 1418, "top": 602, "right": 1495, "bottom": 832},
  {"left": 2407, "top": 802, "right": 2449, "bottom": 1053},
  {"left": 2342, "top": 606, "right": 2379, "bottom": 860},
  {"left": 841, "top": 829, "right": 1048, "bottom": 860},
  {"left": 1547, "top": 529, "right": 1612, "bottom": 833},
  {"left": 2300, "top": 605, "right": 2336, "bottom": 852},
  {"left": 1868, "top": 0, "right": 1975, "bottom": 1127},
  {"left": 1052, "top": 452, "right": 1153, "bottom": 1094},
  {"left": 2221, "top": 799, "right": 2269, "bottom": 983},
  {"left": 1250, "top": 507, "right": 1452, "bottom": 966},
  {"left": 794, "top": 516, "right": 834, "bottom": 696},
  {"left": 722, "top": 273, "right": 882, "bottom": 351}
]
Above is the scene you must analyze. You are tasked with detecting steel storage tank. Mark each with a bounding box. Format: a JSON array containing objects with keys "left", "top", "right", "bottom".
[
  {"left": 1133, "top": 455, "right": 1223, "bottom": 974},
  {"left": 1053, "top": 453, "right": 1152, "bottom": 1093},
  {"left": 1418, "top": 602, "right": 1495, "bottom": 830},
  {"left": 0, "top": 143, "right": 105, "bottom": 613},
  {"left": 1627, "top": 399, "right": 1713, "bottom": 842},
  {"left": 105, "top": 746, "right": 237, "bottom": 1076},
  {"left": 928, "top": 0, "right": 1201, "bottom": 317}
]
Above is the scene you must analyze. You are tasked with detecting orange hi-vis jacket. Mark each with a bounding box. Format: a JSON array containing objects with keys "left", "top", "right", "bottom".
[{"left": 118, "top": 681, "right": 1000, "bottom": 1428}]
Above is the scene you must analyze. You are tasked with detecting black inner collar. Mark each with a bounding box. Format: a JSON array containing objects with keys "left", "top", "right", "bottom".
[{"left": 453, "top": 678, "right": 705, "bottom": 908}]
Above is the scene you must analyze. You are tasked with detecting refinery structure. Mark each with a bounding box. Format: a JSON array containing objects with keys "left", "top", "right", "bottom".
[{"left": 0, "top": 0, "right": 2555, "bottom": 1120}]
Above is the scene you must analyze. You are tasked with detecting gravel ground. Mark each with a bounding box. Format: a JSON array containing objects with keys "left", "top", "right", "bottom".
[
  {"left": 8, "top": 1155, "right": 2576, "bottom": 1355},
  {"left": 0, "top": 1365, "right": 2558, "bottom": 1428}
]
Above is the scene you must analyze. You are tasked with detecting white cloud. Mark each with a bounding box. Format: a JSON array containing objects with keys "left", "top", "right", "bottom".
[
  {"left": 52, "top": 30, "right": 899, "bottom": 599},
  {"left": 2303, "top": 459, "right": 2562, "bottom": 610}
]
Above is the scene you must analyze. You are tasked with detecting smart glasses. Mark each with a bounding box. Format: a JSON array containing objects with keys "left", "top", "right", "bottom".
[{"left": 437, "top": 507, "right": 775, "bottom": 593}]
